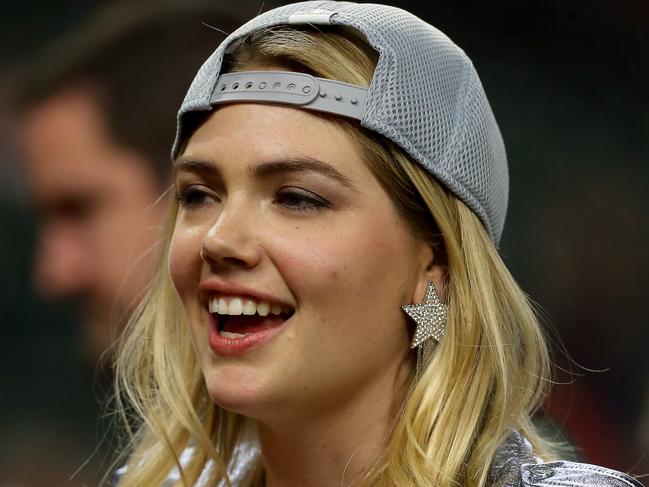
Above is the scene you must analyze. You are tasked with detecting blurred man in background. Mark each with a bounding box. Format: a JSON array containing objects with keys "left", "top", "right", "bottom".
[
  {"left": 4, "top": 2, "right": 252, "bottom": 484},
  {"left": 15, "top": 2, "right": 247, "bottom": 367}
]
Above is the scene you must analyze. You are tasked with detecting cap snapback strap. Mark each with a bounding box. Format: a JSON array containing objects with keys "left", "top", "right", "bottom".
[{"left": 210, "top": 71, "right": 366, "bottom": 120}]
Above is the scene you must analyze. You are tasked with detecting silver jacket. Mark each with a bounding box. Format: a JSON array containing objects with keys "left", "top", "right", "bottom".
[
  {"left": 115, "top": 430, "right": 644, "bottom": 486},
  {"left": 489, "top": 431, "right": 643, "bottom": 487}
]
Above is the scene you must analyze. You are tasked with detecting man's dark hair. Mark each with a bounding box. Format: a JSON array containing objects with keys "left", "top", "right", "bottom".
[{"left": 12, "top": 1, "right": 250, "bottom": 184}]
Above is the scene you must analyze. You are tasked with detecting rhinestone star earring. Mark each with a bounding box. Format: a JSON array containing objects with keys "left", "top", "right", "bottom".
[{"left": 401, "top": 281, "right": 448, "bottom": 378}]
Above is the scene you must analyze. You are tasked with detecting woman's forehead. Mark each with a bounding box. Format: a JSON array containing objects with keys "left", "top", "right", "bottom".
[{"left": 179, "top": 103, "right": 371, "bottom": 182}]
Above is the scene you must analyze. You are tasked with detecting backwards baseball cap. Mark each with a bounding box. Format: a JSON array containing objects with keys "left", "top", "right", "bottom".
[{"left": 173, "top": 1, "right": 508, "bottom": 244}]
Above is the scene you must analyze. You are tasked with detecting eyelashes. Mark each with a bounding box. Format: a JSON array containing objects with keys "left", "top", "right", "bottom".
[
  {"left": 175, "top": 186, "right": 216, "bottom": 208},
  {"left": 273, "top": 187, "right": 330, "bottom": 211},
  {"left": 175, "top": 185, "right": 331, "bottom": 213}
]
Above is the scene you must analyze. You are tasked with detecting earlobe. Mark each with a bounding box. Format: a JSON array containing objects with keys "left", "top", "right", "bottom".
[{"left": 414, "top": 247, "right": 447, "bottom": 304}]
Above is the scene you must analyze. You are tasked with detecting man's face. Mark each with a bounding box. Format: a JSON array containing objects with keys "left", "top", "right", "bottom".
[{"left": 19, "top": 87, "right": 168, "bottom": 364}]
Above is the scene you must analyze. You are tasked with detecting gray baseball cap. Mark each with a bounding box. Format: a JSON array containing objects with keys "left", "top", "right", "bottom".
[{"left": 173, "top": 1, "right": 508, "bottom": 245}]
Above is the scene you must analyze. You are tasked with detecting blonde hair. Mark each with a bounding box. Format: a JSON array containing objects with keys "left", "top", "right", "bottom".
[{"left": 112, "top": 27, "right": 555, "bottom": 486}]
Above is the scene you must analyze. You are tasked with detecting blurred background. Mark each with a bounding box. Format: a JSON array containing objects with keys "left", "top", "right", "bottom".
[{"left": 0, "top": 0, "right": 647, "bottom": 485}]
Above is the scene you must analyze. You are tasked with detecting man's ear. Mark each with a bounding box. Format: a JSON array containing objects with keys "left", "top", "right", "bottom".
[{"left": 412, "top": 245, "right": 447, "bottom": 304}]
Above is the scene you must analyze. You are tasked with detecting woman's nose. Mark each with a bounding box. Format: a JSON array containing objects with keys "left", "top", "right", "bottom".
[{"left": 200, "top": 201, "right": 263, "bottom": 270}]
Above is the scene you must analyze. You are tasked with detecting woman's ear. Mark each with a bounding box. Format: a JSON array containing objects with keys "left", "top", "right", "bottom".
[{"left": 413, "top": 245, "right": 447, "bottom": 304}]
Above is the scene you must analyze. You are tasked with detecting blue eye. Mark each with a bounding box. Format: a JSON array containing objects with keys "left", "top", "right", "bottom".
[
  {"left": 175, "top": 187, "right": 216, "bottom": 208},
  {"left": 275, "top": 188, "right": 330, "bottom": 211}
]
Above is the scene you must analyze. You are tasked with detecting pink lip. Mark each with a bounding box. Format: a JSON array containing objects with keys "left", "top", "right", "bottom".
[{"left": 207, "top": 313, "right": 288, "bottom": 356}]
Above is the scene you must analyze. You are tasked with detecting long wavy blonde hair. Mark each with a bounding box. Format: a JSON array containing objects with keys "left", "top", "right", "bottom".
[{"left": 112, "top": 26, "right": 555, "bottom": 487}]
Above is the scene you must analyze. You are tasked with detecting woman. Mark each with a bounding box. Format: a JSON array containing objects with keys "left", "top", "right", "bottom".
[{"left": 113, "top": 2, "right": 642, "bottom": 486}]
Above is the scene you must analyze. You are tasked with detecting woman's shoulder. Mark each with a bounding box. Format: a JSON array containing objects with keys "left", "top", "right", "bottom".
[
  {"left": 491, "top": 430, "right": 644, "bottom": 487},
  {"left": 112, "top": 434, "right": 260, "bottom": 486},
  {"left": 115, "top": 430, "right": 643, "bottom": 486},
  {"left": 520, "top": 461, "right": 644, "bottom": 487}
]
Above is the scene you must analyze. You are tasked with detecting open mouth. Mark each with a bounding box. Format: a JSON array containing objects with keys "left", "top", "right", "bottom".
[{"left": 208, "top": 296, "right": 294, "bottom": 339}]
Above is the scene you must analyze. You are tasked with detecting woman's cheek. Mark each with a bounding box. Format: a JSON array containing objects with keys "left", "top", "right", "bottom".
[
  {"left": 168, "top": 228, "right": 201, "bottom": 299},
  {"left": 269, "top": 232, "right": 344, "bottom": 290}
]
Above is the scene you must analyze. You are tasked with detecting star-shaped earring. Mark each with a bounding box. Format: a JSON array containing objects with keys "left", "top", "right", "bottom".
[{"left": 401, "top": 281, "right": 447, "bottom": 349}]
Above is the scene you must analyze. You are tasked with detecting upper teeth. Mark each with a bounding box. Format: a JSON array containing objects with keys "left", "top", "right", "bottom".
[{"left": 208, "top": 296, "right": 288, "bottom": 316}]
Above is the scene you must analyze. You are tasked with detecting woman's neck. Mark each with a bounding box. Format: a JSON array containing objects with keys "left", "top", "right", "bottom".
[{"left": 256, "top": 363, "right": 411, "bottom": 487}]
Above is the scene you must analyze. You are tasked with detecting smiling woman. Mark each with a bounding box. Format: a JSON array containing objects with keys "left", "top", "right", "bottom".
[
  {"left": 171, "top": 101, "right": 426, "bottom": 427},
  {"left": 111, "top": 3, "right": 643, "bottom": 487}
]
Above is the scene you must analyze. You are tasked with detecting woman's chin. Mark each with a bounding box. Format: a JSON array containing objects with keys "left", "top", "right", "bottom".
[{"left": 203, "top": 366, "right": 277, "bottom": 419}]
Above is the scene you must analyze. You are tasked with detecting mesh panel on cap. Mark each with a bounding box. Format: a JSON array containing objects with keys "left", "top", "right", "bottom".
[
  {"left": 173, "top": 1, "right": 509, "bottom": 244},
  {"left": 332, "top": 4, "right": 509, "bottom": 243}
]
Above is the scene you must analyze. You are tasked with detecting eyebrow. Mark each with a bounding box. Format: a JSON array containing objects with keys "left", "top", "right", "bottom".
[
  {"left": 251, "top": 156, "right": 357, "bottom": 190},
  {"left": 173, "top": 158, "right": 218, "bottom": 176},
  {"left": 174, "top": 156, "right": 357, "bottom": 191}
]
